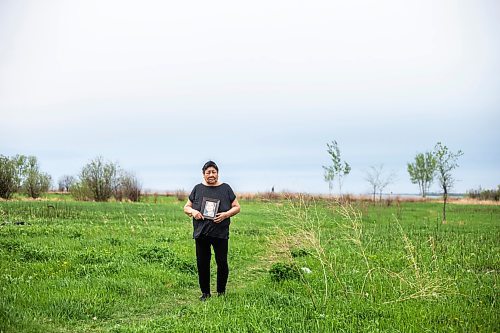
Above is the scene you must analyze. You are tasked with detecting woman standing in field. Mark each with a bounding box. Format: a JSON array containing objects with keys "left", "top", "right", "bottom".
[{"left": 184, "top": 161, "right": 241, "bottom": 301}]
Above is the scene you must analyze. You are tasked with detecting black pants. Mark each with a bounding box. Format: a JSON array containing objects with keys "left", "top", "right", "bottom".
[{"left": 195, "top": 236, "right": 229, "bottom": 294}]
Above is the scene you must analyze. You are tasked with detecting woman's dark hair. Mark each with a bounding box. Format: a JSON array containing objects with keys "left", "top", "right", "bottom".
[{"left": 202, "top": 160, "right": 219, "bottom": 173}]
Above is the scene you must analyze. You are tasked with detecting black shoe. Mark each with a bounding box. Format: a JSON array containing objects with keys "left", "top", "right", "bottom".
[{"left": 199, "top": 293, "right": 211, "bottom": 301}]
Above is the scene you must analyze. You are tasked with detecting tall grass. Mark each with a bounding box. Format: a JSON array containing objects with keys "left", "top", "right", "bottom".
[
  {"left": 270, "top": 197, "right": 458, "bottom": 309},
  {"left": 0, "top": 197, "right": 498, "bottom": 332}
]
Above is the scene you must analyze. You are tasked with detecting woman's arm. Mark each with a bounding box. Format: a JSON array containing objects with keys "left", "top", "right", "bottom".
[
  {"left": 184, "top": 199, "right": 203, "bottom": 220},
  {"left": 214, "top": 199, "right": 241, "bottom": 223}
]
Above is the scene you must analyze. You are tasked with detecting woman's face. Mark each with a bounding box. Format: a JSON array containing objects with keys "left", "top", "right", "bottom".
[{"left": 203, "top": 167, "right": 219, "bottom": 185}]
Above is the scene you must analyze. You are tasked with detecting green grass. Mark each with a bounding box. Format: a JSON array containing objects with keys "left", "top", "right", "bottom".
[{"left": 0, "top": 196, "right": 498, "bottom": 332}]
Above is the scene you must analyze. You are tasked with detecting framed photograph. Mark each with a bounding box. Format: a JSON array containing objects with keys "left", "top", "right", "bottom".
[{"left": 201, "top": 197, "right": 220, "bottom": 220}]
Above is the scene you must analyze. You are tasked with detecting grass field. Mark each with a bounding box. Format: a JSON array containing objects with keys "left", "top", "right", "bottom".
[{"left": 0, "top": 195, "right": 498, "bottom": 332}]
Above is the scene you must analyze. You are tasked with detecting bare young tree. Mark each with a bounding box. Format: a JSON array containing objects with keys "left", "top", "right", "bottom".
[
  {"left": 114, "top": 170, "right": 142, "bottom": 202},
  {"left": 364, "top": 166, "right": 379, "bottom": 202},
  {"left": 364, "top": 164, "right": 396, "bottom": 202},
  {"left": 377, "top": 168, "right": 396, "bottom": 202},
  {"left": 322, "top": 140, "right": 351, "bottom": 195},
  {"left": 58, "top": 175, "right": 76, "bottom": 192},
  {"left": 434, "top": 142, "right": 463, "bottom": 223}
]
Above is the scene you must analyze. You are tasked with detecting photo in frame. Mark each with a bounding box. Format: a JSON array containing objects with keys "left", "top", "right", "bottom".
[{"left": 201, "top": 197, "right": 220, "bottom": 220}]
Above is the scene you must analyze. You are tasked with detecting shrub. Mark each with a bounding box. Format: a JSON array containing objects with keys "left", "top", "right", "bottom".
[
  {"left": 114, "top": 171, "right": 142, "bottom": 202},
  {"left": 174, "top": 189, "right": 187, "bottom": 201},
  {"left": 73, "top": 157, "right": 142, "bottom": 202},
  {"left": 69, "top": 182, "right": 93, "bottom": 201}
]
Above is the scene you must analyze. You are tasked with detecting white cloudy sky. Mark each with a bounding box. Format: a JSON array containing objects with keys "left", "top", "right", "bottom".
[{"left": 1, "top": 0, "right": 499, "bottom": 194}]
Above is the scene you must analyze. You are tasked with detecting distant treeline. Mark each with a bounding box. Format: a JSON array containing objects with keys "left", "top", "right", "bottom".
[
  {"left": 467, "top": 186, "right": 500, "bottom": 201},
  {"left": 0, "top": 155, "right": 141, "bottom": 202},
  {"left": 0, "top": 155, "right": 51, "bottom": 199}
]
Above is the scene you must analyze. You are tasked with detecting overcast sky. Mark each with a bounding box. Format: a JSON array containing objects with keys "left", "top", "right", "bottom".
[{"left": 1, "top": 0, "right": 499, "bottom": 195}]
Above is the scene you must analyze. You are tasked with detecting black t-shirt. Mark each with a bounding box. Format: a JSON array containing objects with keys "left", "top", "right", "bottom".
[{"left": 188, "top": 183, "right": 236, "bottom": 239}]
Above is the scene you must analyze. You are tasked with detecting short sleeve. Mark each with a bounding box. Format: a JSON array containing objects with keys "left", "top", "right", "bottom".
[
  {"left": 188, "top": 186, "right": 197, "bottom": 202},
  {"left": 227, "top": 185, "right": 236, "bottom": 202}
]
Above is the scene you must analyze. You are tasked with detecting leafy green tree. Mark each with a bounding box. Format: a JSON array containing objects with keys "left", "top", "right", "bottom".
[
  {"left": 434, "top": 142, "right": 463, "bottom": 223},
  {"left": 407, "top": 152, "right": 437, "bottom": 197},
  {"left": 0, "top": 155, "right": 19, "bottom": 199},
  {"left": 0, "top": 154, "right": 37, "bottom": 199},
  {"left": 322, "top": 140, "right": 351, "bottom": 195},
  {"left": 76, "top": 156, "right": 118, "bottom": 201},
  {"left": 21, "top": 156, "right": 52, "bottom": 198}
]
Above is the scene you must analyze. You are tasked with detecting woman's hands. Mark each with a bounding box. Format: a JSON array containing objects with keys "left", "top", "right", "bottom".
[
  {"left": 214, "top": 212, "right": 228, "bottom": 223},
  {"left": 185, "top": 198, "right": 240, "bottom": 223},
  {"left": 191, "top": 209, "right": 203, "bottom": 220},
  {"left": 188, "top": 207, "right": 226, "bottom": 222},
  {"left": 214, "top": 199, "right": 240, "bottom": 223},
  {"left": 192, "top": 210, "right": 228, "bottom": 223}
]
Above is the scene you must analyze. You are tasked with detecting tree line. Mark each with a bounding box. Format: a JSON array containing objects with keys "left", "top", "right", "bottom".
[
  {"left": 322, "top": 140, "right": 465, "bottom": 223},
  {"left": 466, "top": 186, "right": 500, "bottom": 201},
  {"left": 0, "top": 155, "right": 141, "bottom": 202}
]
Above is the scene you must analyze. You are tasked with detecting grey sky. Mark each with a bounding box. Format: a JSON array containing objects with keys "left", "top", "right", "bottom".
[{"left": 1, "top": 0, "right": 499, "bottom": 194}]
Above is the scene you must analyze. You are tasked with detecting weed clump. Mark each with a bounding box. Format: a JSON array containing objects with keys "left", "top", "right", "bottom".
[
  {"left": 0, "top": 239, "right": 21, "bottom": 252},
  {"left": 138, "top": 246, "right": 174, "bottom": 263},
  {"left": 19, "top": 246, "right": 53, "bottom": 261},
  {"left": 138, "top": 246, "right": 196, "bottom": 274},
  {"left": 269, "top": 262, "right": 301, "bottom": 282},
  {"left": 290, "top": 248, "right": 309, "bottom": 258}
]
